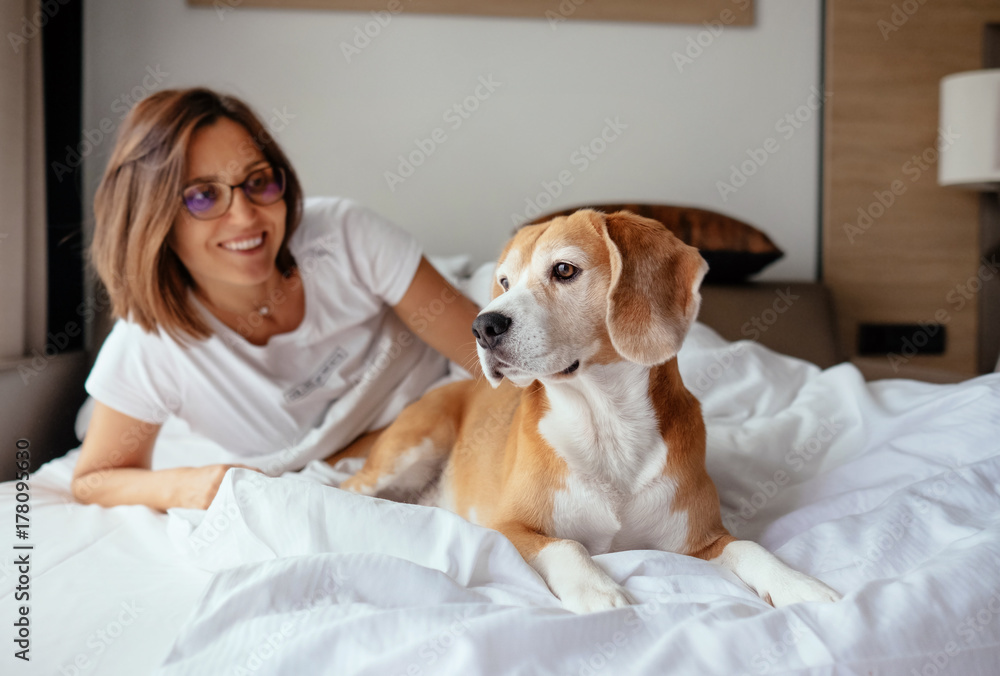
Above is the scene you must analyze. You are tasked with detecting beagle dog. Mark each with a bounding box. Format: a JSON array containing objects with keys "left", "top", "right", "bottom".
[{"left": 341, "top": 209, "right": 841, "bottom": 613}]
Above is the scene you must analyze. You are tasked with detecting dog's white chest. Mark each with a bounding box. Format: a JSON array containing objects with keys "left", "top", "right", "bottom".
[
  {"left": 538, "top": 365, "right": 691, "bottom": 555},
  {"left": 550, "top": 472, "right": 689, "bottom": 555}
]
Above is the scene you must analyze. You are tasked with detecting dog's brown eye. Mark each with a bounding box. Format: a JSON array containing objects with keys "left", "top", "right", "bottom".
[
  {"left": 553, "top": 263, "right": 578, "bottom": 280},
  {"left": 499, "top": 277, "right": 509, "bottom": 291}
]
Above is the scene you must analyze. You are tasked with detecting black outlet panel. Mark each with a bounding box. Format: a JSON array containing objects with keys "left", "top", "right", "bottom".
[{"left": 857, "top": 323, "right": 946, "bottom": 356}]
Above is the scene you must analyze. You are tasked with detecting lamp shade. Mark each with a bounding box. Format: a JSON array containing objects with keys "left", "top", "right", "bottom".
[{"left": 938, "top": 69, "right": 1000, "bottom": 190}]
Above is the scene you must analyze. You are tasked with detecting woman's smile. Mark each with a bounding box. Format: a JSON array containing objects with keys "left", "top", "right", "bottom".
[{"left": 219, "top": 230, "right": 267, "bottom": 254}]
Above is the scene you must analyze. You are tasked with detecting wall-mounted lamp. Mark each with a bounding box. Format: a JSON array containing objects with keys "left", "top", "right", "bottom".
[
  {"left": 938, "top": 68, "right": 1000, "bottom": 373},
  {"left": 939, "top": 69, "right": 1000, "bottom": 190}
]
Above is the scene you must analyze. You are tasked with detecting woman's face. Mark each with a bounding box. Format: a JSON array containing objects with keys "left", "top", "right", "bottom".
[{"left": 169, "top": 117, "right": 287, "bottom": 292}]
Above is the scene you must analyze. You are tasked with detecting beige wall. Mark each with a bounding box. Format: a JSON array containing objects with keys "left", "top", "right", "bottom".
[{"left": 82, "top": 0, "right": 824, "bottom": 287}]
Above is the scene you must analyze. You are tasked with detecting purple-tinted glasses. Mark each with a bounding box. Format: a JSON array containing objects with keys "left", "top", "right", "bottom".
[{"left": 181, "top": 166, "right": 286, "bottom": 220}]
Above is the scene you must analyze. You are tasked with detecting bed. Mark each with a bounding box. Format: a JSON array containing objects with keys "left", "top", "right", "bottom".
[{"left": 3, "top": 261, "right": 1000, "bottom": 675}]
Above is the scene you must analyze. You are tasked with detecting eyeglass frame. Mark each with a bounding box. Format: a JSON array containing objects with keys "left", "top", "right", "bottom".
[{"left": 179, "top": 165, "right": 287, "bottom": 221}]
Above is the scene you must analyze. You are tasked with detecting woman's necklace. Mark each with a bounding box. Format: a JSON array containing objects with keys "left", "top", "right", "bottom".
[
  {"left": 198, "top": 270, "right": 287, "bottom": 324},
  {"left": 204, "top": 295, "right": 276, "bottom": 325}
]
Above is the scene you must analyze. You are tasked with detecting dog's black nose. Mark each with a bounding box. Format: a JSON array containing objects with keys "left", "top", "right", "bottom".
[{"left": 472, "top": 312, "right": 511, "bottom": 350}]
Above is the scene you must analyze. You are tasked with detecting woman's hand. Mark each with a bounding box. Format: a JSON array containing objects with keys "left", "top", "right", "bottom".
[
  {"left": 170, "top": 464, "right": 264, "bottom": 510},
  {"left": 72, "top": 402, "right": 268, "bottom": 511}
]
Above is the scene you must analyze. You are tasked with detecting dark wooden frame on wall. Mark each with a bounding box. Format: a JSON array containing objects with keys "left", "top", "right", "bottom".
[{"left": 186, "top": 0, "right": 754, "bottom": 25}]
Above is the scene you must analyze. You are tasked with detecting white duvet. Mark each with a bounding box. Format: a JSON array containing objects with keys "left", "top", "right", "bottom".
[{"left": 4, "top": 322, "right": 1000, "bottom": 675}]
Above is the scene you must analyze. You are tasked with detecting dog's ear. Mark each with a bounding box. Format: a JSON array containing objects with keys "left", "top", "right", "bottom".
[{"left": 599, "top": 210, "right": 709, "bottom": 366}]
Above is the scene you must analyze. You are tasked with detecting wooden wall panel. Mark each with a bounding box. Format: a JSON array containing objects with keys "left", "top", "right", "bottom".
[
  {"left": 188, "top": 0, "right": 754, "bottom": 25},
  {"left": 824, "top": 0, "right": 1000, "bottom": 376}
]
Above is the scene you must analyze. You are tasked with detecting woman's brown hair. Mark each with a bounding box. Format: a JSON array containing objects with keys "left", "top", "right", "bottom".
[{"left": 91, "top": 87, "right": 303, "bottom": 342}]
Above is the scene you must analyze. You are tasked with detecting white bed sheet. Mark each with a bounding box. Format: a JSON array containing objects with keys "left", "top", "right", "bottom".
[{"left": 2, "top": 322, "right": 999, "bottom": 675}]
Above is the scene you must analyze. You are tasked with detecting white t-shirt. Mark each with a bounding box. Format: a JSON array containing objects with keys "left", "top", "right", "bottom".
[{"left": 84, "top": 196, "right": 455, "bottom": 473}]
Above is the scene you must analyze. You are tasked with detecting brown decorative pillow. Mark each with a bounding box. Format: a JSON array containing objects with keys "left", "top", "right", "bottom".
[{"left": 526, "top": 203, "right": 783, "bottom": 284}]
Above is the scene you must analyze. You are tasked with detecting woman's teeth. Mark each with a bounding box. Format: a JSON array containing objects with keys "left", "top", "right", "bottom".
[{"left": 221, "top": 235, "right": 264, "bottom": 251}]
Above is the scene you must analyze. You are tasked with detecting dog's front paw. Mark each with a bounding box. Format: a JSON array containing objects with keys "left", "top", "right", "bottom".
[
  {"left": 529, "top": 539, "right": 636, "bottom": 614},
  {"left": 339, "top": 475, "right": 376, "bottom": 496},
  {"left": 761, "top": 570, "right": 842, "bottom": 607},
  {"left": 560, "top": 578, "right": 636, "bottom": 614},
  {"left": 714, "top": 540, "right": 842, "bottom": 608}
]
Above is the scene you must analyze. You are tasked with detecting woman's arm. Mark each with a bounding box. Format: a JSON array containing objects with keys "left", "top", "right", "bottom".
[
  {"left": 392, "top": 257, "right": 484, "bottom": 379},
  {"left": 72, "top": 401, "right": 256, "bottom": 511}
]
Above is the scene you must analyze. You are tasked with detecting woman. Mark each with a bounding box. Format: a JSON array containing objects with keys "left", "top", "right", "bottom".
[{"left": 71, "top": 88, "right": 483, "bottom": 511}]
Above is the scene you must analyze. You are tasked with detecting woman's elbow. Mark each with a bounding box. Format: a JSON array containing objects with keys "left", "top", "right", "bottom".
[{"left": 70, "top": 471, "right": 101, "bottom": 504}]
